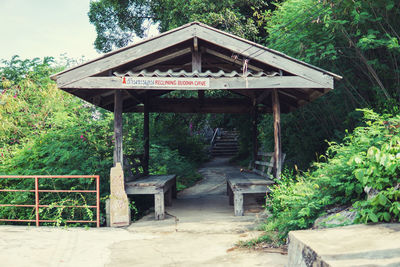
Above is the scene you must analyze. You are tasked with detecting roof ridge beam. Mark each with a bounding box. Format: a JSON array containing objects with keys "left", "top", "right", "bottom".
[{"left": 55, "top": 26, "right": 197, "bottom": 87}]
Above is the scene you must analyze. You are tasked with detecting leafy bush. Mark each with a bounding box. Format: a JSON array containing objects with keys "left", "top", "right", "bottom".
[
  {"left": 0, "top": 56, "right": 207, "bottom": 225},
  {"left": 264, "top": 109, "right": 400, "bottom": 242},
  {"left": 149, "top": 144, "right": 202, "bottom": 190}
]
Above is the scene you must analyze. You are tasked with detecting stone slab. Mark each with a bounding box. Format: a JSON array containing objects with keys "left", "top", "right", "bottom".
[
  {"left": 110, "top": 163, "right": 131, "bottom": 227},
  {"left": 288, "top": 223, "right": 400, "bottom": 267}
]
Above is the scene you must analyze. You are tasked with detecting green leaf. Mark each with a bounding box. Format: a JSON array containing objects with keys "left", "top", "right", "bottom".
[
  {"left": 369, "top": 212, "right": 378, "bottom": 223},
  {"left": 383, "top": 212, "right": 391, "bottom": 222},
  {"left": 378, "top": 194, "right": 387, "bottom": 206}
]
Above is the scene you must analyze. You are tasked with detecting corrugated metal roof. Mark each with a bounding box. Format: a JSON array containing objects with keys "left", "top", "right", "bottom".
[{"left": 114, "top": 69, "right": 280, "bottom": 78}]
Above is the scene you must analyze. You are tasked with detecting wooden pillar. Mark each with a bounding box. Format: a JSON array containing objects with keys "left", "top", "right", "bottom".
[
  {"left": 192, "top": 37, "right": 201, "bottom": 72},
  {"left": 192, "top": 37, "right": 203, "bottom": 102},
  {"left": 143, "top": 93, "right": 149, "bottom": 175},
  {"left": 252, "top": 102, "right": 258, "bottom": 165},
  {"left": 113, "top": 90, "right": 123, "bottom": 167},
  {"left": 154, "top": 191, "right": 165, "bottom": 220},
  {"left": 272, "top": 89, "right": 282, "bottom": 179}
]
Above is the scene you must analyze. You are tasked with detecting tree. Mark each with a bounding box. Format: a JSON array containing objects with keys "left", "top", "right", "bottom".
[
  {"left": 88, "top": 0, "right": 274, "bottom": 52},
  {"left": 257, "top": 0, "right": 400, "bottom": 167}
]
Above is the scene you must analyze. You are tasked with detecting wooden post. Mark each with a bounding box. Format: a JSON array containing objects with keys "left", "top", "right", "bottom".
[
  {"left": 252, "top": 100, "right": 258, "bottom": 166},
  {"left": 192, "top": 37, "right": 204, "bottom": 103},
  {"left": 113, "top": 90, "right": 123, "bottom": 167},
  {"left": 154, "top": 191, "right": 165, "bottom": 220},
  {"left": 272, "top": 89, "right": 282, "bottom": 179},
  {"left": 143, "top": 93, "right": 149, "bottom": 175},
  {"left": 234, "top": 192, "right": 244, "bottom": 216}
]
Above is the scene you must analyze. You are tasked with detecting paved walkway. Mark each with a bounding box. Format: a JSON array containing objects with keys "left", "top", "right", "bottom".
[{"left": 0, "top": 157, "right": 287, "bottom": 267}]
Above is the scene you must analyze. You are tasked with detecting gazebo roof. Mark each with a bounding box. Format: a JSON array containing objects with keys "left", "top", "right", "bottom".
[{"left": 51, "top": 21, "right": 341, "bottom": 114}]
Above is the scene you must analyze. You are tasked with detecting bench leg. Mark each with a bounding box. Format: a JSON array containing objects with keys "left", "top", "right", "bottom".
[
  {"left": 234, "top": 193, "right": 244, "bottom": 216},
  {"left": 172, "top": 177, "right": 177, "bottom": 199},
  {"left": 154, "top": 191, "right": 165, "bottom": 220},
  {"left": 228, "top": 184, "right": 234, "bottom": 206},
  {"left": 165, "top": 189, "right": 172, "bottom": 207}
]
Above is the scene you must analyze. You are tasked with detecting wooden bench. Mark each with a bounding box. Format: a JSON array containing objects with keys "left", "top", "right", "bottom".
[
  {"left": 226, "top": 152, "right": 285, "bottom": 216},
  {"left": 125, "top": 175, "right": 177, "bottom": 220}
]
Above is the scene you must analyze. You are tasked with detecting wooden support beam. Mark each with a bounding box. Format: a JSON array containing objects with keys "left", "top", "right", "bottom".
[
  {"left": 132, "top": 47, "right": 192, "bottom": 72},
  {"left": 193, "top": 36, "right": 199, "bottom": 52},
  {"left": 204, "top": 48, "right": 264, "bottom": 72},
  {"left": 127, "top": 98, "right": 271, "bottom": 114},
  {"left": 272, "top": 89, "right": 282, "bottom": 179},
  {"left": 143, "top": 93, "right": 149, "bottom": 175},
  {"left": 114, "top": 90, "right": 124, "bottom": 167},
  {"left": 252, "top": 101, "right": 258, "bottom": 165},
  {"left": 62, "top": 76, "right": 327, "bottom": 91},
  {"left": 192, "top": 40, "right": 202, "bottom": 71},
  {"left": 125, "top": 89, "right": 144, "bottom": 103},
  {"left": 256, "top": 90, "right": 270, "bottom": 104}
]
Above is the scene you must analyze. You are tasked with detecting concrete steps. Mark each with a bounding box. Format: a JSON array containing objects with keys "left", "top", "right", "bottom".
[
  {"left": 211, "top": 130, "right": 239, "bottom": 157},
  {"left": 288, "top": 223, "right": 400, "bottom": 266}
]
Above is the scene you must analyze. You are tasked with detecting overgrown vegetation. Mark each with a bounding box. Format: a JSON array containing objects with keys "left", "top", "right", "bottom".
[
  {"left": 0, "top": 56, "right": 207, "bottom": 226},
  {"left": 263, "top": 110, "right": 400, "bottom": 243}
]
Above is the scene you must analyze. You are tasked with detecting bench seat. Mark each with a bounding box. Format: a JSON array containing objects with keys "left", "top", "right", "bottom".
[
  {"left": 226, "top": 151, "right": 285, "bottom": 216},
  {"left": 125, "top": 174, "right": 177, "bottom": 220},
  {"left": 226, "top": 172, "right": 274, "bottom": 216}
]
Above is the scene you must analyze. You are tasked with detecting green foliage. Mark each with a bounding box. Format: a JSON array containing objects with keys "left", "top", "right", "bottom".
[
  {"left": 0, "top": 57, "right": 114, "bottom": 226},
  {"left": 264, "top": 109, "right": 400, "bottom": 242},
  {"left": 0, "top": 56, "right": 208, "bottom": 225},
  {"left": 258, "top": 0, "right": 400, "bottom": 168},
  {"left": 149, "top": 144, "right": 202, "bottom": 190},
  {"left": 88, "top": 0, "right": 276, "bottom": 52}
]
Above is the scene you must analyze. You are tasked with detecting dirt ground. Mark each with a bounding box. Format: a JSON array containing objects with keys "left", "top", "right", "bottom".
[{"left": 0, "top": 157, "right": 287, "bottom": 267}]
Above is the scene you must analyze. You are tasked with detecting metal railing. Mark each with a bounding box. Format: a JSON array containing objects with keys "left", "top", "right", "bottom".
[
  {"left": 210, "top": 127, "right": 220, "bottom": 146},
  {"left": 0, "top": 175, "right": 100, "bottom": 227}
]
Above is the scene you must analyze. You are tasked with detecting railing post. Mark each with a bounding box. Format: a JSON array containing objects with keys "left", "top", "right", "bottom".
[
  {"left": 34, "top": 177, "right": 39, "bottom": 227},
  {"left": 96, "top": 176, "right": 100, "bottom": 228}
]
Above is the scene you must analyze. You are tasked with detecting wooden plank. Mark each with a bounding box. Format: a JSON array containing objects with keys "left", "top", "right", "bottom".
[
  {"left": 154, "top": 191, "right": 165, "bottom": 220},
  {"left": 126, "top": 175, "right": 176, "bottom": 186},
  {"left": 143, "top": 93, "right": 149, "bottom": 175},
  {"left": 258, "top": 151, "right": 274, "bottom": 157},
  {"left": 252, "top": 104, "right": 258, "bottom": 165},
  {"left": 132, "top": 47, "right": 191, "bottom": 72},
  {"left": 165, "top": 189, "right": 172, "bottom": 207},
  {"left": 272, "top": 89, "right": 282, "bottom": 179},
  {"left": 125, "top": 89, "right": 143, "bottom": 104},
  {"left": 192, "top": 38, "right": 202, "bottom": 72},
  {"left": 55, "top": 26, "right": 196, "bottom": 87},
  {"left": 196, "top": 27, "right": 335, "bottom": 88},
  {"left": 254, "top": 160, "right": 273, "bottom": 167},
  {"left": 256, "top": 90, "right": 271, "bottom": 104},
  {"left": 203, "top": 48, "right": 263, "bottom": 72},
  {"left": 234, "top": 185, "right": 271, "bottom": 194},
  {"left": 234, "top": 192, "right": 244, "bottom": 216},
  {"left": 61, "top": 76, "right": 327, "bottom": 91},
  {"left": 129, "top": 104, "right": 271, "bottom": 114},
  {"left": 251, "top": 168, "right": 268, "bottom": 178},
  {"left": 113, "top": 90, "right": 123, "bottom": 167},
  {"left": 125, "top": 186, "right": 158, "bottom": 195}
]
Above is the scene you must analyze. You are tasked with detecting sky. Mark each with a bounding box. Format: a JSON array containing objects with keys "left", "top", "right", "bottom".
[{"left": 0, "top": 0, "right": 101, "bottom": 62}]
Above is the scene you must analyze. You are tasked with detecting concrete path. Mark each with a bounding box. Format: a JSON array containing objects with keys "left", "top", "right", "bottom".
[{"left": 0, "top": 157, "right": 287, "bottom": 267}]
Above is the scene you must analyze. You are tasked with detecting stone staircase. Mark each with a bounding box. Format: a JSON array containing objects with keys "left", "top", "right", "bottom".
[{"left": 210, "top": 129, "right": 239, "bottom": 157}]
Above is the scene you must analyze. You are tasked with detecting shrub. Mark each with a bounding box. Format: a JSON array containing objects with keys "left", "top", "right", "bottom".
[{"left": 264, "top": 109, "right": 400, "bottom": 242}]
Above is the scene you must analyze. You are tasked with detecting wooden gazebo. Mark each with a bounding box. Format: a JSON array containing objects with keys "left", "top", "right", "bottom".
[{"left": 51, "top": 22, "right": 341, "bottom": 226}]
